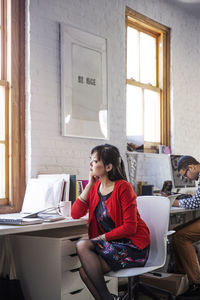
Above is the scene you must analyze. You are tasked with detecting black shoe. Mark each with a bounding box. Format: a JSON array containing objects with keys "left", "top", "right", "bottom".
[{"left": 177, "top": 283, "right": 200, "bottom": 299}]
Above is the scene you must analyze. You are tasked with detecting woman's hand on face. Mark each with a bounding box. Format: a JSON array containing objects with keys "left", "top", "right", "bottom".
[
  {"left": 79, "top": 172, "right": 99, "bottom": 201},
  {"left": 88, "top": 171, "right": 99, "bottom": 187}
]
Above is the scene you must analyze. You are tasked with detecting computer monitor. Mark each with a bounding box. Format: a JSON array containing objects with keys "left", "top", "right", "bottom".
[{"left": 170, "top": 154, "right": 196, "bottom": 188}]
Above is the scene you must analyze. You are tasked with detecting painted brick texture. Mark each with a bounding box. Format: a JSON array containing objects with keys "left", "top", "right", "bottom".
[{"left": 26, "top": 0, "right": 200, "bottom": 181}]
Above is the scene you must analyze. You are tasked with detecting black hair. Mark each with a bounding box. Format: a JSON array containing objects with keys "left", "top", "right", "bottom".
[
  {"left": 177, "top": 155, "right": 199, "bottom": 171},
  {"left": 91, "top": 144, "right": 127, "bottom": 181}
]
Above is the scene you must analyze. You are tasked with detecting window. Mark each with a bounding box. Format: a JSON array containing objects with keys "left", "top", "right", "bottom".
[
  {"left": 0, "top": 0, "right": 25, "bottom": 212},
  {"left": 126, "top": 7, "right": 170, "bottom": 151}
]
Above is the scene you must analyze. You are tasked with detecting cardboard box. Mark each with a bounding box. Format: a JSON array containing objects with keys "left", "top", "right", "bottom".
[{"left": 140, "top": 272, "right": 189, "bottom": 296}]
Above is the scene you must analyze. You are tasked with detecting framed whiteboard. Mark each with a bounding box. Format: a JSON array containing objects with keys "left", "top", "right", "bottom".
[{"left": 60, "top": 23, "right": 108, "bottom": 139}]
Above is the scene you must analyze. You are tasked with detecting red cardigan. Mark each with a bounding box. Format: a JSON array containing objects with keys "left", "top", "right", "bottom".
[{"left": 71, "top": 180, "right": 150, "bottom": 249}]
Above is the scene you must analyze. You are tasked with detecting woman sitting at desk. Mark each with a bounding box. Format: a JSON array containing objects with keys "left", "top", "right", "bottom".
[{"left": 71, "top": 144, "right": 150, "bottom": 300}]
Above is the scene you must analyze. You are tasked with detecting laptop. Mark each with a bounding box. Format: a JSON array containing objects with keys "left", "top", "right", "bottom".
[
  {"left": 0, "top": 178, "right": 65, "bottom": 225},
  {"left": 0, "top": 215, "right": 43, "bottom": 225}
]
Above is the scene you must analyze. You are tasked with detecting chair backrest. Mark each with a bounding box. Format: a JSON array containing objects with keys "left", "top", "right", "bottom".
[{"left": 137, "top": 196, "right": 170, "bottom": 268}]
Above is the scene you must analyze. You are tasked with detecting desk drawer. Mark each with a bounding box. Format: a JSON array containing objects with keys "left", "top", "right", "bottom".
[
  {"left": 61, "top": 234, "right": 88, "bottom": 256},
  {"left": 170, "top": 213, "right": 186, "bottom": 227},
  {"left": 61, "top": 269, "right": 85, "bottom": 293},
  {"left": 61, "top": 254, "right": 80, "bottom": 271},
  {"left": 62, "top": 288, "right": 89, "bottom": 300},
  {"left": 61, "top": 238, "right": 79, "bottom": 256}
]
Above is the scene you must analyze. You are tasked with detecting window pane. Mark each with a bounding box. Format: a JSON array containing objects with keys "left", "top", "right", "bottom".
[
  {"left": 127, "top": 27, "right": 139, "bottom": 81},
  {"left": 0, "top": 85, "right": 5, "bottom": 140},
  {"left": 0, "top": 30, "right": 1, "bottom": 76},
  {"left": 140, "top": 32, "right": 156, "bottom": 85},
  {"left": 0, "top": 143, "right": 5, "bottom": 198},
  {"left": 144, "top": 90, "right": 160, "bottom": 142},
  {"left": 126, "top": 84, "right": 143, "bottom": 144},
  {"left": 7, "top": 0, "right": 11, "bottom": 81}
]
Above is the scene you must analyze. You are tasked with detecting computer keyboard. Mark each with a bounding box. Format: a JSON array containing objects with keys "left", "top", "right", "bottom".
[{"left": 175, "top": 193, "right": 192, "bottom": 200}]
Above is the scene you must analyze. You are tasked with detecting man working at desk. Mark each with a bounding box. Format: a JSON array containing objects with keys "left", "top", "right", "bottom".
[{"left": 173, "top": 155, "right": 200, "bottom": 298}]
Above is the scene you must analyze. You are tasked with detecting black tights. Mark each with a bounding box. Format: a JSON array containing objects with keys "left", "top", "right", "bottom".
[{"left": 76, "top": 239, "right": 113, "bottom": 300}]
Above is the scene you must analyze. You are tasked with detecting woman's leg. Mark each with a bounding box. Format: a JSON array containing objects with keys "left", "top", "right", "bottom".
[
  {"left": 76, "top": 239, "right": 112, "bottom": 300},
  {"left": 79, "top": 266, "right": 101, "bottom": 300}
]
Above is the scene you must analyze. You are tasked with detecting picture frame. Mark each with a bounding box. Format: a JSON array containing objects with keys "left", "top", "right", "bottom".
[{"left": 60, "top": 23, "right": 108, "bottom": 139}]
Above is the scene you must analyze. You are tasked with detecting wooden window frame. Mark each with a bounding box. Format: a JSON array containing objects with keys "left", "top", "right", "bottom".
[
  {"left": 0, "top": 80, "right": 9, "bottom": 205},
  {"left": 126, "top": 7, "right": 170, "bottom": 149},
  {"left": 0, "top": 0, "right": 9, "bottom": 205},
  {"left": 0, "top": 0, "right": 25, "bottom": 213},
  {"left": 1, "top": 0, "right": 7, "bottom": 79}
]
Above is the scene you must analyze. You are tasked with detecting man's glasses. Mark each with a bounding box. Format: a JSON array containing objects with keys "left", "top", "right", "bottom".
[{"left": 182, "top": 168, "right": 189, "bottom": 178}]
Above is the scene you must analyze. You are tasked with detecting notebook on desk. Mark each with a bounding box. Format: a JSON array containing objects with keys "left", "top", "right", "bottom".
[{"left": 0, "top": 177, "right": 65, "bottom": 225}]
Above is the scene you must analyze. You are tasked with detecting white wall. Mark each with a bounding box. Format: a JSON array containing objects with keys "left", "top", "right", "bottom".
[{"left": 25, "top": 0, "right": 200, "bottom": 181}]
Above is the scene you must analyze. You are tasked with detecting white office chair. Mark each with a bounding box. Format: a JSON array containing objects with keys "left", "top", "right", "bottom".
[{"left": 106, "top": 196, "right": 175, "bottom": 300}]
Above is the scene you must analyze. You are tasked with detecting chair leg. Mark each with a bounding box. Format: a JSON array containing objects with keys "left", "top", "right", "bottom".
[
  {"left": 127, "top": 276, "right": 139, "bottom": 300},
  {"left": 119, "top": 276, "right": 138, "bottom": 300},
  {"left": 128, "top": 277, "right": 135, "bottom": 299}
]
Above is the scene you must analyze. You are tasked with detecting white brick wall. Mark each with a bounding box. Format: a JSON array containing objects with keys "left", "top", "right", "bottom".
[{"left": 25, "top": 0, "right": 200, "bottom": 182}]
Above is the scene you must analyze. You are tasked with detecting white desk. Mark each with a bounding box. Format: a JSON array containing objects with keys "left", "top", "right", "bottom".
[
  {"left": 0, "top": 217, "right": 88, "bottom": 235},
  {"left": 2, "top": 217, "right": 117, "bottom": 300},
  {"left": 170, "top": 207, "right": 200, "bottom": 213}
]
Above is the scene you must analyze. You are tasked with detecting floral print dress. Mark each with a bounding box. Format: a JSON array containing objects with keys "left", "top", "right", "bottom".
[{"left": 91, "top": 190, "right": 150, "bottom": 271}]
